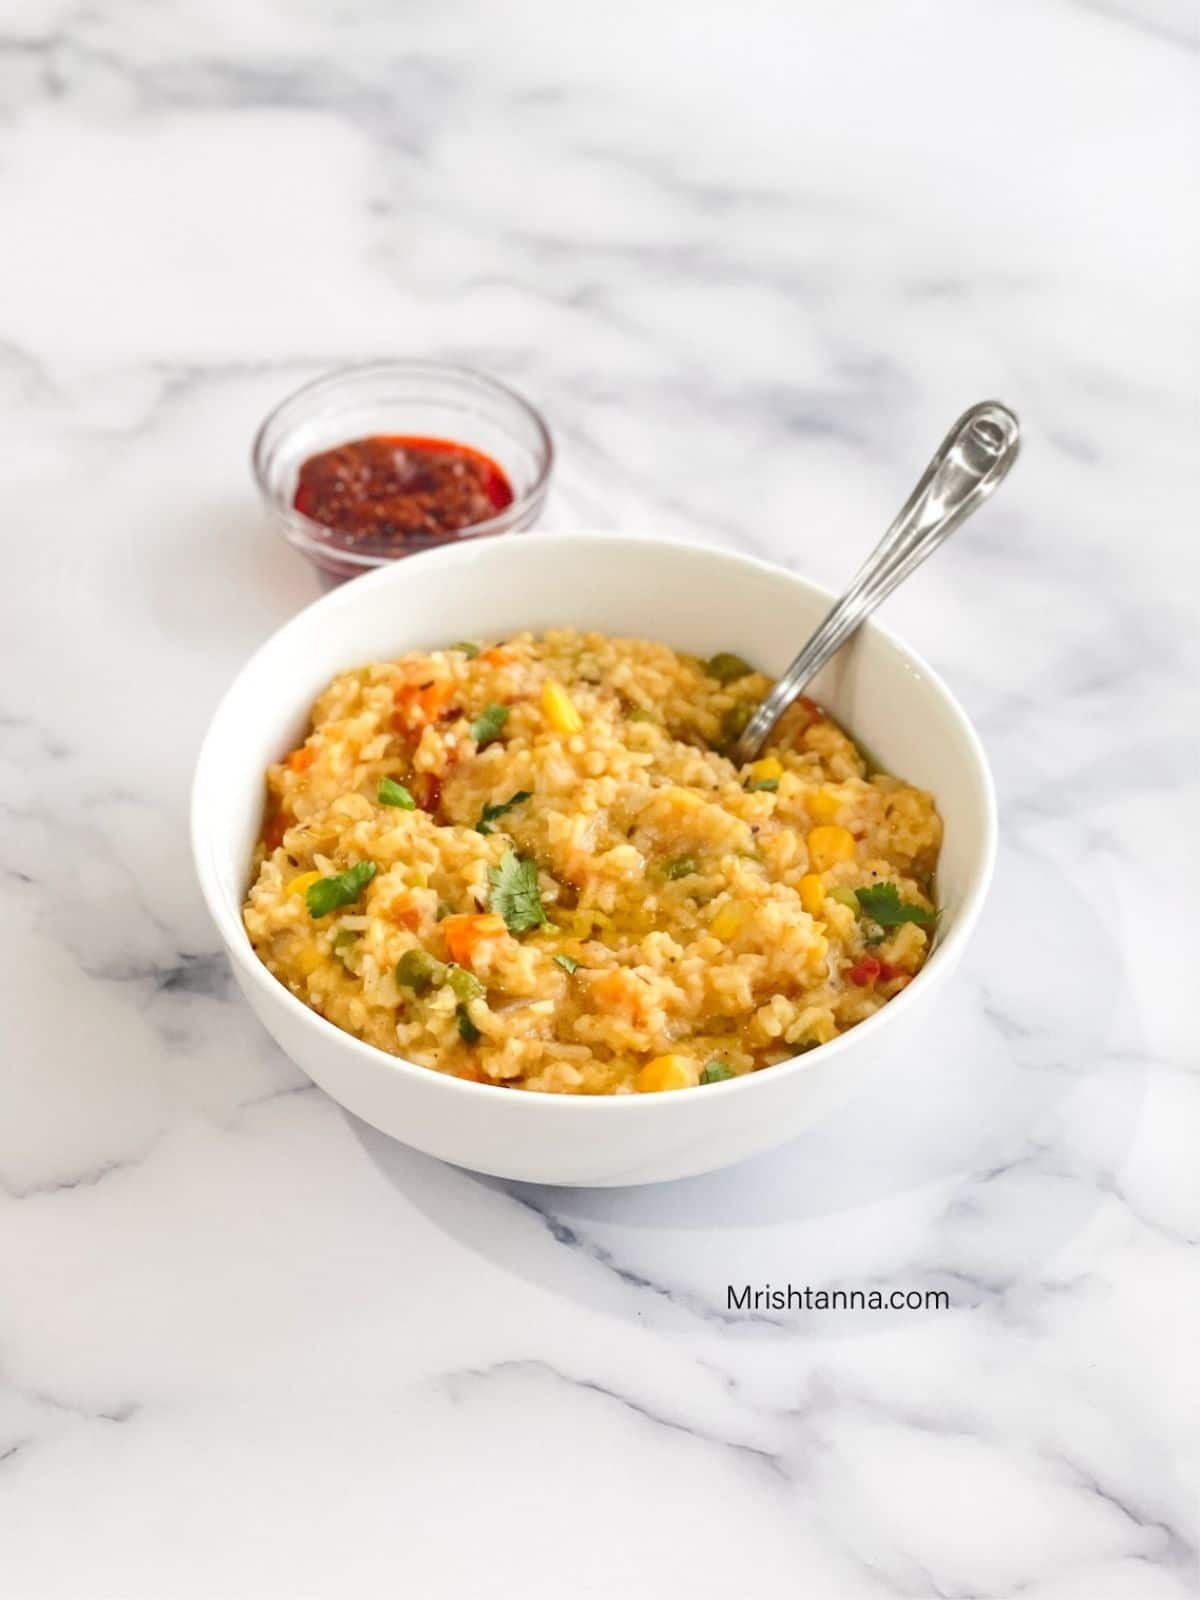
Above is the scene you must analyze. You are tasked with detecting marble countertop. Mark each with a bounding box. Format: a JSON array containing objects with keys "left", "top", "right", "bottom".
[{"left": 3, "top": 3, "right": 1197, "bottom": 1596}]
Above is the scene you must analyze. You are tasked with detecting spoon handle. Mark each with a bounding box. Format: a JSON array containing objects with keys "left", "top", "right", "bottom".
[{"left": 730, "top": 400, "right": 1021, "bottom": 764}]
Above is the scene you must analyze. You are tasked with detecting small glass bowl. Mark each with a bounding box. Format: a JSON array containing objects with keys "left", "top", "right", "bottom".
[{"left": 252, "top": 361, "right": 554, "bottom": 579}]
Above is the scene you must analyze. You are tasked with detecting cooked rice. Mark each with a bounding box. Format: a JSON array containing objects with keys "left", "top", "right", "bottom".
[{"left": 242, "top": 630, "right": 941, "bottom": 1094}]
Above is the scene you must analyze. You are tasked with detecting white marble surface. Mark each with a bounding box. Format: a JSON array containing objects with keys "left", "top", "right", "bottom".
[{"left": 2, "top": 2, "right": 1197, "bottom": 1595}]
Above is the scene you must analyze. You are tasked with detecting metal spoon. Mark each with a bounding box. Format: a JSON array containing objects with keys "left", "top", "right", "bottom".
[{"left": 730, "top": 399, "right": 1021, "bottom": 765}]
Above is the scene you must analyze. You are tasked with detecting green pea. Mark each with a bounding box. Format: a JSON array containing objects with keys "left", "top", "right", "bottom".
[
  {"left": 665, "top": 855, "right": 698, "bottom": 881},
  {"left": 720, "top": 703, "right": 752, "bottom": 748},
  {"left": 446, "top": 964, "right": 485, "bottom": 1003},
  {"left": 706, "top": 652, "right": 755, "bottom": 685},
  {"left": 700, "top": 1059, "right": 735, "bottom": 1084},
  {"left": 395, "top": 949, "right": 447, "bottom": 993}
]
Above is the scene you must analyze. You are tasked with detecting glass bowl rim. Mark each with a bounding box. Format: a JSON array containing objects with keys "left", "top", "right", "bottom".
[{"left": 251, "top": 359, "right": 555, "bottom": 570}]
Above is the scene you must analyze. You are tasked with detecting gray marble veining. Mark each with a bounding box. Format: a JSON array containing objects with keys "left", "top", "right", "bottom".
[{"left": 1, "top": 2, "right": 1196, "bottom": 1596}]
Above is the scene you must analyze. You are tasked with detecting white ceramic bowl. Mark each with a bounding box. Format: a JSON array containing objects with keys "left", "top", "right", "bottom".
[{"left": 192, "top": 534, "right": 995, "bottom": 1186}]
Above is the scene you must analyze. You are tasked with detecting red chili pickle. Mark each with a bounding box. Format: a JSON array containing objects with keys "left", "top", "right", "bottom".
[{"left": 293, "top": 435, "right": 514, "bottom": 556}]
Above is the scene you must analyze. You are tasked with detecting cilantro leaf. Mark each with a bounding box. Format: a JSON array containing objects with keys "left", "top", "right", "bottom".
[
  {"left": 377, "top": 777, "right": 416, "bottom": 808},
  {"left": 470, "top": 703, "right": 510, "bottom": 746},
  {"left": 854, "top": 883, "right": 934, "bottom": 928},
  {"left": 452, "top": 641, "right": 481, "bottom": 659},
  {"left": 476, "top": 790, "right": 532, "bottom": 835},
  {"left": 700, "top": 1059, "right": 735, "bottom": 1084},
  {"left": 306, "top": 860, "right": 377, "bottom": 918},
  {"left": 553, "top": 954, "right": 579, "bottom": 974},
  {"left": 488, "top": 849, "right": 548, "bottom": 933}
]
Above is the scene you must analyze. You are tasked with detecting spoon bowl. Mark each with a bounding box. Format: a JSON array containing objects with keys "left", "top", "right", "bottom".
[{"left": 731, "top": 400, "right": 1020, "bottom": 764}]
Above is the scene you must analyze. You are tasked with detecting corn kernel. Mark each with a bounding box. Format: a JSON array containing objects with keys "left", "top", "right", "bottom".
[
  {"left": 798, "top": 873, "right": 825, "bottom": 915},
  {"left": 709, "top": 901, "right": 748, "bottom": 940},
  {"left": 806, "top": 936, "right": 829, "bottom": 971},
  {"left": 286, "top": 871, "right": 323, "bottom": 898},
  {"left": 807, "top": 825, "right": 856, "bottom": 871},
  {"left": 748, "top": 756, "right": 783, "bottom": 784},
  {"left": 806, "top": 787, "right": 840, "bottom": 822},
  {"left": 295, "top": 944, "right": 324, "bottom": 976},
  {"left": 637, "top": 1055, "right": 698, "bottom": 1092},
  {"left": 541, "top": 679, "right": 583, "bottom": 735}
]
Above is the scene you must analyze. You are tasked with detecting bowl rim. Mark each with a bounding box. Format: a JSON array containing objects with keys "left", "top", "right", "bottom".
[
  {"left": 250, "top": 359, "right": 556, "bottom": 570},
  {"left": 192, "top": 531, "right": 997, "bottom": 1111}
]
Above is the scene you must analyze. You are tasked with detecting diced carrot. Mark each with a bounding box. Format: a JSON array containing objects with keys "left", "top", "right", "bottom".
[
  {"left": 848, "top": 955, "right": 882, "bottom": 986},
  {"left": 392, "top": 680, "right": 455, "bottom": 732},
  {"left": 441, "top": 913, "right": 507, "bottom": 967},
  {"left": 263, "top": 809, "right": 289, "bottom": 851},
  {"left": 590, "top": 969, "right": 646, "bottom": 1016},
  {"left": 480, "top": 647, "right": 513, "bottom": 668},
  {"left": 387, "top": 894, "right": 423, "bottom": 932},
  {"left": 287, "top": 745, "right": 316, "bottom": 773}
]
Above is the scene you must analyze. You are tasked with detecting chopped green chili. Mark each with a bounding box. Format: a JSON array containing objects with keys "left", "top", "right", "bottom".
[{"left": 377, "top": 777, "right": 416, "bottom": 808}]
